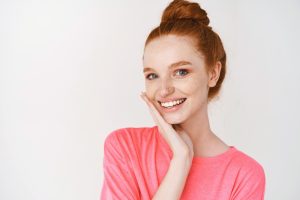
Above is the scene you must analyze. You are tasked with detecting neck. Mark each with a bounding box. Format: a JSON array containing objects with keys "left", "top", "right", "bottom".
[
  {"left": 178, "top": 103, "right": 224, "bottom": 157},
  {"left": 180, "top": 104, "right": 212, "bottom": 144}
]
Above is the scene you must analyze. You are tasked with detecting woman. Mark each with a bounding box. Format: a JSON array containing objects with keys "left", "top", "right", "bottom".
[{"left": 100, "top": 0, "right": 265, "bottom": 199}]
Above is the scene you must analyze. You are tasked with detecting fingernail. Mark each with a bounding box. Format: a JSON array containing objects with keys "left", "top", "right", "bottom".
[{"left": 140, "top": 92, "right": 145, "bottom": 99}]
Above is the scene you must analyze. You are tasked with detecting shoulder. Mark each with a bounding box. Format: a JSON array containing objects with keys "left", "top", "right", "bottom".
[
  {"left": 103, "top": 125, "right": 158, "bottom": 163},
  {"left": 104, "top": 125, "right": 158, "bottom": 150},
  {"left": 232, "top": 148, "right": 265, "bottom": 177},
  {"left": 232, "top": 149, "right": 265, "bottom": 183},
  {"left": 229, "top": 148, "right": 266, "bottom": 198}
]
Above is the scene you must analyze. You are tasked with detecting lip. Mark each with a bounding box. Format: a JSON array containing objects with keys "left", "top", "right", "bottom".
[
  {"left": 157, "top": 98, "right": 187, "bottom": 113},
  {"left": 157, "top": 97, "right": 186, "bottom": 103}
]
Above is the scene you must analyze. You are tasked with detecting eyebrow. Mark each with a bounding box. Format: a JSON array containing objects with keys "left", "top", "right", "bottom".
[{"left": 143, "top": 60, "right": 192, "bottom": 73}]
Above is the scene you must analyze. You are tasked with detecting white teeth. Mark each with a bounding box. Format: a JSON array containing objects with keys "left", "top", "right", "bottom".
[{"left": 160, "top": 98, "right": 185, "bottom": 108}]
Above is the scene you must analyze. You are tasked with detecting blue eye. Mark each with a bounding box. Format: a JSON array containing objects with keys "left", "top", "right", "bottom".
[
  {"left": 175, "top": 69, "right": 189, "bottom": 76},
  {"left": 146, "top": 73, "right": 158, "bottom": 80},
  {"left": 145, "top": 69, "right": 189, "bottom": 80}
]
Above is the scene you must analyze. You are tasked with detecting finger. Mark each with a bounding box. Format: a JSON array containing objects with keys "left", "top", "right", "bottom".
[
  {"left": 140, "top": 92, "right": 172, "bottom": 132},
  {"left": 140, "top": 92, "right": 166, "bottom": 125},
  {"left": 140, "top": 92, "right": 190, "bottom": 154},
  {"left": 140, "top": 92, "right": 183, "bottom": 149},
  {"left": 140, "top": 93, "right": 167, "bottom": 125}
]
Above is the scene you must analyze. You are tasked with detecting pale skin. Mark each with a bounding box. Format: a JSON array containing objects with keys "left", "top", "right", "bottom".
[{"left": 140, "top": 35, "right": 229, "bottom": 199}]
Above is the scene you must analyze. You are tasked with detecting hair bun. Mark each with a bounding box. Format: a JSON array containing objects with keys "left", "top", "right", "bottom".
[{"left": 161, "top": 0, "right": 210, "bottom": 26}]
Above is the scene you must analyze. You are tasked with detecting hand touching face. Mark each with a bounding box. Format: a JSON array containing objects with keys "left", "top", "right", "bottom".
[{"left": 140, "top": 91, "right": 194, "bottom": 159}]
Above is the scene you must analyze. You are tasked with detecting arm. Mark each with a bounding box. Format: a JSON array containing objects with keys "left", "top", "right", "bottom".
[
  {"left": 231, "top": 161, "right": 266, "bottom": 200},
  {"left": 140, "top": 92, "right": 194, "bottom": 200},
  {"left": 100, "top": 131, "right": 140, "bottom": 200},
  {"left": 152, "top": 154, "right": 192, "bottom": 200}
]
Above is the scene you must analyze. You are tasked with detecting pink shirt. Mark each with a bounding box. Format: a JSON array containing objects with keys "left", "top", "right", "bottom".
[{"left": 100, "top": 126, "right": 265, "bottom": 200}]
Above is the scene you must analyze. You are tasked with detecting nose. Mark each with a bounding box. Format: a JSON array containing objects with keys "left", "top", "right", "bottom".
[{"left": 159, "top": 78, "right": 175, "bottom": 97}]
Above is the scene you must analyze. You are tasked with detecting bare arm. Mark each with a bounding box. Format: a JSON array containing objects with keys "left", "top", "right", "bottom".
[
  {"left": 140, "top": 92, "right": 194, "bottom": 200},
  {"left": 152, "top": 155, "right": 192, "bottom": 200}
]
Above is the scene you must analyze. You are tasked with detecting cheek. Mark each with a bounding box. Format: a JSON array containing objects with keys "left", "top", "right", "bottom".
[
  {"left": 176, "top": 77, "right": 205, "bottom": 94},
  {"left": 145, "top": 82, "right": 156, "bottom": 99}
]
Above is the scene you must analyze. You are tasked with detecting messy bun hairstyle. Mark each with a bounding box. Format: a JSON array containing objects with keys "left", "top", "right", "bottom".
[{"left": 145, "top": 0, "right": 226, "bottom": 102}]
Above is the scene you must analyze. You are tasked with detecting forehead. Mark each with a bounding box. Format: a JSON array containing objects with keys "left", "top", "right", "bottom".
[{"left": 143, "top": 35, "right": 204, "bottom": 69}]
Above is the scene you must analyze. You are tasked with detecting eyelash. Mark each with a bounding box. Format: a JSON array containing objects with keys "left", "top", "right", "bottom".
[{"left": 145, "top": 69, "right": 189, "bottom": 80}]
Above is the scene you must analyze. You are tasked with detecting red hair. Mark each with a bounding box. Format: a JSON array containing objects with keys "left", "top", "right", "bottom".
[{"left": 144, "top": 0, "right": 226, "bottom": 102}]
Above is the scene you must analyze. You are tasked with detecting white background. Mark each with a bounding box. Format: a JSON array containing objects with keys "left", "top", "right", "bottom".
[{"left": 1, "top": 0, "right": 300, "bottom": 199}]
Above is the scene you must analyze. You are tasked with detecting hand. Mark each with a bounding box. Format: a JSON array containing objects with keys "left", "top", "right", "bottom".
[{"left": 140, "top": 92, "right": 194, "bottom": 160}]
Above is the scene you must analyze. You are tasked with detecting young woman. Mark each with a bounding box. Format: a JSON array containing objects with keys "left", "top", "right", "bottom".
[{"left": 100, "top": 0, "right": 266, "bottom": 199}]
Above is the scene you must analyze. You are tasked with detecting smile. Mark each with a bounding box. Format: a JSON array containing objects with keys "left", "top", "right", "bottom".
[{"left": 158, "top": 98, "right": 187, "bottom": 108}]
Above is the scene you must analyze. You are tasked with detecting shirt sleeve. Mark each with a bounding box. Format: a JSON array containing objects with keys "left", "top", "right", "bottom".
[
  {"left": 100, "top": 130, "right": 140, "bottom": 200},
  {"left": 231, "top": 160, "right": 266, "bottom": 200}
]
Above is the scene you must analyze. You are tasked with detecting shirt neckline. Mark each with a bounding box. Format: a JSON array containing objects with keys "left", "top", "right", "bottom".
[{"left": 153, "top": 125, "right": 237, "bottom": 164}]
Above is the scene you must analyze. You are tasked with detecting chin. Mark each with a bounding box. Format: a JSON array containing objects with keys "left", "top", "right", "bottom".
[{"left": 163, "top": 114, "right": 186, "bottom": 125}]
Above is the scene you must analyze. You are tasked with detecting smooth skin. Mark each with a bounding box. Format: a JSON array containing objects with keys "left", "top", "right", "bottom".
[
  {"left": 140, "top": 92, "right": 193, "bottom": 200},
  {"left": 140, "top": 35, "right": 229, "bottom": 199}
]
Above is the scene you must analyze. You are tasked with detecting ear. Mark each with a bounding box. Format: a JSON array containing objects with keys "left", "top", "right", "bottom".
[{"left": 208, "top": 61, "right": 222, "bottom": 88}]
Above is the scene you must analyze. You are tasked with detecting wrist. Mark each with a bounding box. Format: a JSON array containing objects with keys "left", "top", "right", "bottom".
[{"left": 171, "top": 155, "right": 193, "bottom": 172}]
